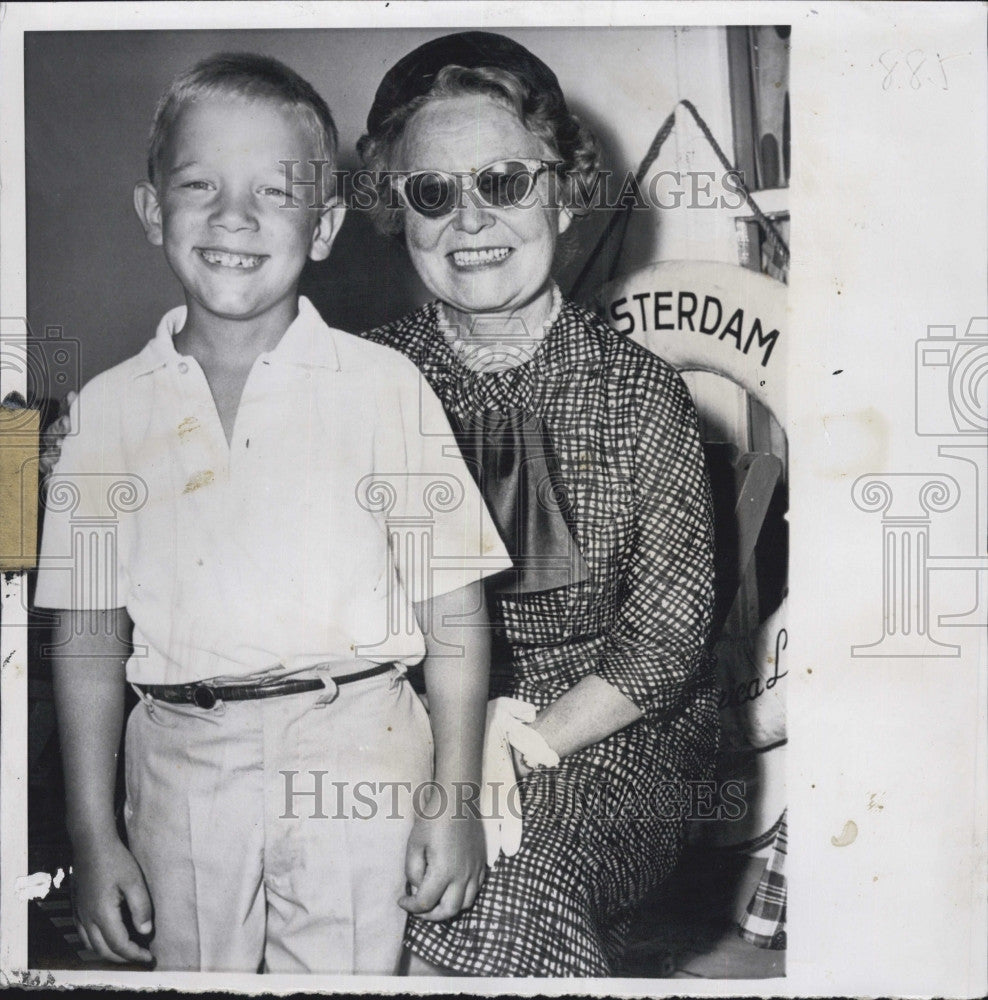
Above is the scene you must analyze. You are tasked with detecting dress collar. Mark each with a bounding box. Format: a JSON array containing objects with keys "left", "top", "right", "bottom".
[{"left": 405, "top": 297, "right": 606, "bottom": 419}]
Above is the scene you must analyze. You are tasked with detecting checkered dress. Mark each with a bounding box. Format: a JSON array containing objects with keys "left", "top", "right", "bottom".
[{"left": 362, "top": 300, "right": 719, "bottom": 976}]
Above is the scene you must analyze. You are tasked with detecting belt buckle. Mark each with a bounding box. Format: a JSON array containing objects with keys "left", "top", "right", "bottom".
[{"left": 192, "top": 684, "right": 218, "bottom": 710}]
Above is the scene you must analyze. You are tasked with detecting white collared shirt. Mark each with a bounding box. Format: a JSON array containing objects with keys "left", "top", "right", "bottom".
[{"left": 35, "top": 297, "right": 512, "bottom": 684}]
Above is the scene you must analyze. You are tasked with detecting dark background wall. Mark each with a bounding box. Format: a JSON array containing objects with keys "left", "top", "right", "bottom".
[{"left": 25, "top": 26, "right": 735, "bottom": 397}]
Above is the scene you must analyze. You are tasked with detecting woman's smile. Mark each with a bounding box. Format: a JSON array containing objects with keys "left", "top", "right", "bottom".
[{"left": 448, "top": 247, "right": 513, "bottom": 269}]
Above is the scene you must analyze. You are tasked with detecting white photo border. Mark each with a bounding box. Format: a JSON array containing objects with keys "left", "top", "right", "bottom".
[{"left": 1, "top": 2, "right": 985, "bottom": 996}]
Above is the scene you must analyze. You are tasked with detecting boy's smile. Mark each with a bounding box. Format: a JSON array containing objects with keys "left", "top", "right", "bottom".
[
  {"left": 135, "top": 95, "right": 340, "bottom": 339},
  {"left": 196, "top": 249, "right": 268, "bottom": 270}
]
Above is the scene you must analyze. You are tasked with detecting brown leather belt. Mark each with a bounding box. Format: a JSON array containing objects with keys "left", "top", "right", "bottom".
[{"left": 137, "top": 662, "right": 395, "bottom": 710}]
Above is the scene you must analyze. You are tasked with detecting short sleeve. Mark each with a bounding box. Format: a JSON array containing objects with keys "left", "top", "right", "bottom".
[
  {"left": 377, "top": 366, "right": 513, "bottom": 604},
  {"left": 34, "top": 379, "right": 129, "bottom": 611}
]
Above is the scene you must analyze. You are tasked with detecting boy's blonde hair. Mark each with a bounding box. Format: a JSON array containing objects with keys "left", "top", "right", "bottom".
[{"left": 147, "top": 52, "right": 338, "bottom": 202}]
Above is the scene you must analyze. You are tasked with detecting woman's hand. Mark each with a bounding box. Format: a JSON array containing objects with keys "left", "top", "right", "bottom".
[
  {"left": 517, "top": 675, "right": 643, "bottom": 761},
  {"left": 399, "top": 786, "right": 486, "bottom": 922},
  {"left": 510, "top": 745, "right": 534, "bottom": 780},
  {"left": 39, "top": 390, "right": 76, "bottom": 479}
]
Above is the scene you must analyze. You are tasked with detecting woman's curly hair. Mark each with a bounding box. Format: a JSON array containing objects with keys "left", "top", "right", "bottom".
[{"left": 357, "top": 64, "right": 601, "bottom": 238}]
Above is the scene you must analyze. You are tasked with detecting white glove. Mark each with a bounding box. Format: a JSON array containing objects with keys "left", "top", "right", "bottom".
[{"left": 480, "top": 697, "right": 560, "bottom": 867}]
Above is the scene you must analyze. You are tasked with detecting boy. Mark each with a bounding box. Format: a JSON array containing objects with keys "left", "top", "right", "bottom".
[{"left": 34, "top": 53, "right": 511, "bottom": 974}]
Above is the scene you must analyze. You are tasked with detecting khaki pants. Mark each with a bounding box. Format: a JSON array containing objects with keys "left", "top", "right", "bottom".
[{"left": 124, "top": 670, "right": 433, "bottom": 973}]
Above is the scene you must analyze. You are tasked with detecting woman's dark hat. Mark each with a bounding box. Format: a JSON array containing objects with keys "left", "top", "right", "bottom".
[{"left": 366, "top": 30, "right": 567, "bottom": 135}]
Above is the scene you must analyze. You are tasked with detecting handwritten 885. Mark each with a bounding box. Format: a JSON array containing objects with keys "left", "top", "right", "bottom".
[{"left": 879, "top": 50, "right": 951, "bottom": 91}]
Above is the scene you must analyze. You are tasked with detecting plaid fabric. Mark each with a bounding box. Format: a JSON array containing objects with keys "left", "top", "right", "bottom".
[
  {"left": 361, "top": 301, "right": 719, "bottom": 976},
  {"left": 739, "top": 810, "right": 787, "bottom": 950}
]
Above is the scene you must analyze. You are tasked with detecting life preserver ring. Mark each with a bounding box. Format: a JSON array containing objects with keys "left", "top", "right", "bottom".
[{"left": 598, "top": 259, "right": 787, "bottom": 425}]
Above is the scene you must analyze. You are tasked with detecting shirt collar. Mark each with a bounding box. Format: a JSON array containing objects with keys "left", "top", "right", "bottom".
[{"left": 132, "top": 296, "right": 343, "bottom": 377}]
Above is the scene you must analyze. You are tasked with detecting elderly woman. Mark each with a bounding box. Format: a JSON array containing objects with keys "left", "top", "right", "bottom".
[{"left": 358, "top": 31, "right": 718, "bottom": 977}]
